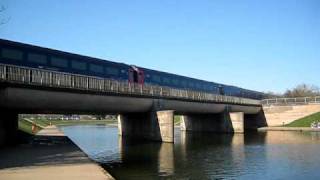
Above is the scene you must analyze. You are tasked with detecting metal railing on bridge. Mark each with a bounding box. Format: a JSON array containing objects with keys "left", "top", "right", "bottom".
[
  {"left": 0, "top": 64, "right": 261, "bottom": 106},
  {"left": 261, "top": 96, "right": 320, "bottom": 106}
]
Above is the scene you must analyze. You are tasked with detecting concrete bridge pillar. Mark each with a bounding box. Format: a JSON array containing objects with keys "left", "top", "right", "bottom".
[
  {"left": 118, "top": 110, "right": 174, "bottom": 143},
  {"left": 181, "top": 112, "right": 244, "bottom": 133},
  {"left": 225, "top": 112, "right": 244, "bottom": 133},
  {"left": 0, "top": 110, "right": 18, "bottom": 147}
]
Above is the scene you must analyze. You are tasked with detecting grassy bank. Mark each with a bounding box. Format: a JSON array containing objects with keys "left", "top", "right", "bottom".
[
  {"left": 174, "top": 115, "right": 182, "bottom": 125},
  {"left": 18, "top": 119, "right": 42, "bottom": 135},
  {"left": 18, "top": 118, "right": 117, "bottom": 135},
  {"left": 285, "top": 112, "right": 320, "bottom": 127}
]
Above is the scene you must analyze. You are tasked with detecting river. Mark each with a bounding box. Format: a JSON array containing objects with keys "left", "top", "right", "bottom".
[{"left": 60, "top": 125, "right": 320, "bottom": 179}]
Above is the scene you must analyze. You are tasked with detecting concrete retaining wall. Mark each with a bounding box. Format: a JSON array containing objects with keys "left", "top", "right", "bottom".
[{"left": 262, "top": 104, "right": 320, "bottom": 126}]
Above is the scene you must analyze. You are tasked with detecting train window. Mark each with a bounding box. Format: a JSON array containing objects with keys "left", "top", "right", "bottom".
[
  {"left": 163, "top": 77, "right": 170, "bottom": 84},
  {"left": 51, "top": 57, "right": 68, "bottom": 68},
  {"left": 71, "top": 60, "right": 87, "bottom": 70},
  {"left": 182, "top": 81, "right": 187, "bottom": 87},
  {"left": 27, "top": 53, "right": 47, "bottom": 64},
  {"left": 1, "top": 48, "right": 23, "bottom": 60},
  {"left": 89, "top": 64, "right": 104, "bottom": 73},
  {"left": 152, "top": 75, "right": 161, "bottom": 83},
  {"left": 203, "top": 84, "right": 208, "bottom": 90},
  {"left": 106, "top": 67, "right": 119, "bottom": 75},
  {"left": 172, "top": 79, "right": 179, "bottom": 86}
]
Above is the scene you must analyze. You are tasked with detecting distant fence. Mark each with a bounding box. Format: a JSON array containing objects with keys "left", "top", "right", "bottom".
[
  {"left": 261, "top": 96, "right": 320, "bottom": 106},
  {"left": 0, "top": 63, "right": 260, "bottom": 106}
]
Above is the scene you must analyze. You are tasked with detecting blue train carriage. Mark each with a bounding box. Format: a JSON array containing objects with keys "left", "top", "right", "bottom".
[
  {"left": 0, "top": 39, "right": 131, "bottom": 81},
  {"left": 0, "top": 39, "right": 265, "bottom": 99},
  {"left": 224, "top": 85, "right": 265, "bottom": 99},
  {"left": 141, "top": 67, "right": 220, "bottom": 93}
]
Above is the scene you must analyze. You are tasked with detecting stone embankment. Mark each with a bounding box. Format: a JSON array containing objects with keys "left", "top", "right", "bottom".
[{"left": 263, "top": 104, "right": 320, "bottom": 126}]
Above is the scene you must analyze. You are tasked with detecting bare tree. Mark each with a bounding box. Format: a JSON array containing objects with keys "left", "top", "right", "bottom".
[
  {"left": 264, "top": 91, "right": 281, "bottom": 98},
  {"left": 283, "top": 84, "right": 320, "bottom": 97}
]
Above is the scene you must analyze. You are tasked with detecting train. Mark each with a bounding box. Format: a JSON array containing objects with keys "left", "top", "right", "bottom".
[{"left": 0, "top": 39, "right": 266, "bottom": 100}]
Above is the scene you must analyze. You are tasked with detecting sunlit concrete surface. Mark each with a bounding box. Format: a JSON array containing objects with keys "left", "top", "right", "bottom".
[
  {"left": 36, "top": 125, "right": 65, "bottom": 136},
  {"left": 258, "top": 127, "right": 320, "bottom": 132},
  {"left": 0, "top": 164, "right": 113, "bottom": 180},
  {"left": 0, "top": 126, "right": 114, "bottom": 180},
  {"left": 263, "top": 104, "right": 320, "bottom": 126}
]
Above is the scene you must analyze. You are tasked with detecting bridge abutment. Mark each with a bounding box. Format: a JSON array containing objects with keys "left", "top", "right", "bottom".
[
  {"left": 0, "top": 110, "right": 18, "bottom": 147},
  {"left": 118, "top": 110, "right": 174, "bottom": 143},
  {"left": 181, "top": 112, "right": 244, "bottom": 133}
]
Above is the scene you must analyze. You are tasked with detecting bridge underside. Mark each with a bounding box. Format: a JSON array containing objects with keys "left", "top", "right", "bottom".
[
  {"left": 118, "top": 111, "right": 254, "bottom": 142},
  {"left": 0, "top": 86, "right": 265, "bottom": 145},
  {"left": 0, "top": 87, "right": 261, "bottom": 114}
]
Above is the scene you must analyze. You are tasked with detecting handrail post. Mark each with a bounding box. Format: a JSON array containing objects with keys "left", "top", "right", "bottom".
[{"left": 284, "top": 98, "right": 288, "bottom": 104}]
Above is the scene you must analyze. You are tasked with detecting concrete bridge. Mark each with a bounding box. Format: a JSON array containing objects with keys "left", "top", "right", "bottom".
[{"left": 0, "top": 64, "right": 265, "bottom": 146}]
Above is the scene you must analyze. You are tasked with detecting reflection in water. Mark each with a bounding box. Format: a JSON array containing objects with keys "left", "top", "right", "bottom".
[
  {"left": 116, "top": 137, "right": 175, "bottom": 179},
  {"left": 61, "top": 126, "right": 320, "bottom": 180},
  {"left": 158, "top": 143, "right": 174, "bottom": 176}
]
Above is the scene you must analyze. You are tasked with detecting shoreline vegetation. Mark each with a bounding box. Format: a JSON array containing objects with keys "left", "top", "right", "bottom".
[{"left": 18, "top": 118, "right": 118, "bottom": 135}]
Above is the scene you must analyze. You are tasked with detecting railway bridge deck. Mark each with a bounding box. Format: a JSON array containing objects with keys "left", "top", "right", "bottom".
[{"left": 0, "top": 64, "right": 264, "bottom": 145}]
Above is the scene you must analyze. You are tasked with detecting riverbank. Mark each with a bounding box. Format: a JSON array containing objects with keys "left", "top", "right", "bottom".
[
  {"left": 0, "top": 125, "right": 114, "bottom": 180},
  {"left": 258, "top": 127, "right": 320, "bottom": 132},
  {"left": 285, "top": 112, "right": 320, "bottom": 127},
  {"left": 258, "top": 112, "right": 320, "bottom": 132},
  {"left": 18, "top": 118, "right": 117, "bottom": 135}
]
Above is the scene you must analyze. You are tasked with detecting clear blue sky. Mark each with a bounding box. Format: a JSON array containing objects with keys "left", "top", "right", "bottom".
[{"left": 1, "top": 0, "right": 319, "bottom": 93}]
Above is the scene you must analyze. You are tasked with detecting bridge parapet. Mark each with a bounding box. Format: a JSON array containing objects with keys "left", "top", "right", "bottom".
[
  {"left": 0, "top": 64, "right": 260, "bottom": 106},
  {"left": 262, "top": 96, "right": 320, "bottom": 106}
]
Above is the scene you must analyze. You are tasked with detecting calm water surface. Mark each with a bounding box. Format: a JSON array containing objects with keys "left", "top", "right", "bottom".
[{"left": 61, "top": 125, "right": 320, "bottom": 179}]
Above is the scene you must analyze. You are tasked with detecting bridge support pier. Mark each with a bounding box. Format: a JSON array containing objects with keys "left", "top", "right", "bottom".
[
  {"left": 0, "top": 110, "right": 18, "bottom": 147},
  {"left": 181, "top": 112, "right": 244, "bottom": 133},
  {"left": 118, "top": 110, "right": 174, "bottom": 143},
  {"left": 226, "top": 112, "right": 244, "bottom": 133}
]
